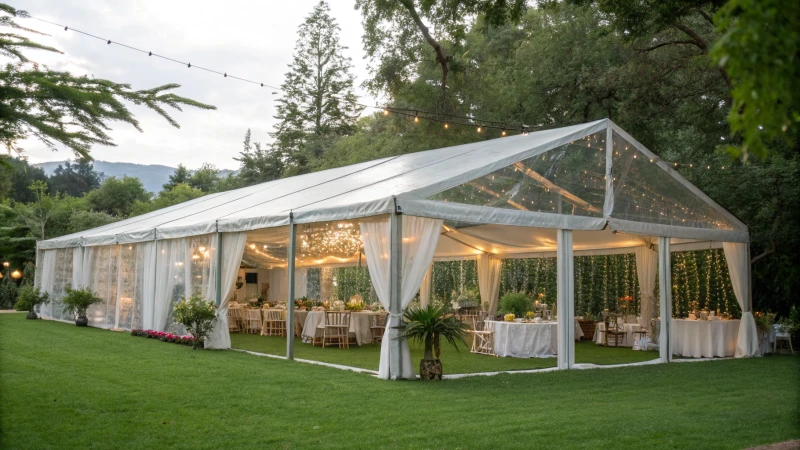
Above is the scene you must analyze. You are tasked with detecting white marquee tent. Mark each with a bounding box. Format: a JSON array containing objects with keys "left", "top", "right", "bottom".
[{"left": 35, "top": 119, "right": 759, "bottom": 379}]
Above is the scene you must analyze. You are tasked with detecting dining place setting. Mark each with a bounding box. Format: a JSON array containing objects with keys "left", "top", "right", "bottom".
[{"left": 227, "top": 294, "right": 389, "bottom": 349}]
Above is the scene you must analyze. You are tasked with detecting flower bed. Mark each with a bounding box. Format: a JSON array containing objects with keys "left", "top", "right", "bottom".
[{"left": 131, "top": 329, "right": 196, "bottom": 346}]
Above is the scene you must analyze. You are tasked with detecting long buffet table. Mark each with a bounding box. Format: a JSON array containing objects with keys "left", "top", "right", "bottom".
[{"left": 671, "top": 319, "right": 740, "bottom": 358}]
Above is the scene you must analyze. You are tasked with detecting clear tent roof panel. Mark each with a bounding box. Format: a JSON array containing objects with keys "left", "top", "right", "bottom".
[{"left": 38, "top": 119, "right": 748, "bottom": 250}]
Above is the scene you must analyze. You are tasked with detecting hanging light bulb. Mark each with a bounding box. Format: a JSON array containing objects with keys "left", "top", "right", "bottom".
[
  {"left": 476, "top": 126, "right": 482, "bottom": 133},
  {"left": 444, "top": 123, "right": 449, "bottom": 129},
  {"left": 383, "top": 108, "right": 389, "bottom": 116},
  {"left": 414, "top": 112, "right": 419, "bottom": 123},
  {"left": 501, "top": 129, "right": 506, "bottom": 136}
]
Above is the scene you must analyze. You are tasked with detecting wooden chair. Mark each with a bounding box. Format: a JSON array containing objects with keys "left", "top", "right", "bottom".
[
  {"left": 369, "top": 313, "right": 387, "bottom": 344},
  {"left": 227, "top": 309, "right": 241, "bottom": 333},
  {"left": 228, "top": 307, "right": 244, "bottom": 333},
  {"left": 245, "top": 309, "right": 262, "bottom": 334},
  {"left": 317, "top": 311, "right": 351, "bottom": 349},
  {"left": 470, "top": 318, "right": 495, "bottom": 355},
  {"left": 262, "top": 309, "right": 285, "bottom": 337},
  {"left": 604, "top": 319, "right": 626, "bottom": 347},
  {"left": 774, "top": 324, "right": 795, "bottom": 355}
]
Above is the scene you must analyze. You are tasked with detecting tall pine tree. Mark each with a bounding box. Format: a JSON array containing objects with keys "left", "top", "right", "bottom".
[{"left": 271, "top": 1, "right": 361, "bottom": 175}]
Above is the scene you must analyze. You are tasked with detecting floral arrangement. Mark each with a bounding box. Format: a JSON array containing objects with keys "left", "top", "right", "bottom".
[
  {"left": 369, "top": 302, "right": 384, "bottom": 311},
  {"left": 344, "top": 302, "right": 364, "bottom": 311},
  {"left": 504, "top": 313, "right": 516, "bottom": 322},
  {"left": 754, "top": 311, "right": 776, "bottom": 333},
  {"left": 525, "top": 311, "right": 536, "bottom": 320},
  {"left": 332, "top": 300, "right": 345, "bottom": 311},
  {"left": 131, "top": 329, "right": 195, "bottom": 346}
]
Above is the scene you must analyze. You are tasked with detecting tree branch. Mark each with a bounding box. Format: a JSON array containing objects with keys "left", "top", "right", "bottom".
[
  {"left": 398, "top": 0, "right": 448, "bottom": 98},
  {"left": 635, "top": 40, "right": 701, "bottom": 53},
  {"left": 750, "top": 244, "right": 775, "bottom": 265}
]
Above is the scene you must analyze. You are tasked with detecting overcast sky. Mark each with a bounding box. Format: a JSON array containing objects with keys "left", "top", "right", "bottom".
[{"left": 14, "top": 0, "right": 378, "bottom": 170}]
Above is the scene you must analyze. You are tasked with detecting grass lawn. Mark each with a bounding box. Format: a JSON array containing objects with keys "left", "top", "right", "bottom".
[
  {"left": 1, "top": 313, "right": 798, "bottom": 449},
  {"left": 229, "top": 333, "right": 659, "bottom": 374}
]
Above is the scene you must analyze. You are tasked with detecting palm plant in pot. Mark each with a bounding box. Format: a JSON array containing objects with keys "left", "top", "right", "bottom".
[
  {"left": 14, "top": 285, "right": 49, "bottom": 319},
  {"left": 403, "top": 303, "right": 467, "bottom": 380},
  {"left": 62, "top": 287, "right": 102, "bottom": 326}
]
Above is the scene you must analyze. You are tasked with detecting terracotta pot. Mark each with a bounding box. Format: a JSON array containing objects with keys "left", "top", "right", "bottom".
[
  {"left": 75, "top": 316, "right": 88, "bottom": 327},
  {"left": 419, "top": 359, "right": 443, "bottom": 380}
]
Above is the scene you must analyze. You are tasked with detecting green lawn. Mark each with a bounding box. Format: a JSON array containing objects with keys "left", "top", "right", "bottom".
[
  {"left": 229, "top": 333, "right": 659, "bottom": 374},
  {"left": 1, "top": 313, "right": 798, "bottom": 449}
]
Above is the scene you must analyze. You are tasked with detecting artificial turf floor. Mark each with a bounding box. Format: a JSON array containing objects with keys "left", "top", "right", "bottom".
[{"left": 1, "top": 313, "right": 798, "bottom": 449}]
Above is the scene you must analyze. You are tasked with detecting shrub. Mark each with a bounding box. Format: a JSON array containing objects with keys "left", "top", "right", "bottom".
[
  {"left": 62, "top": 287, "right": 102, "bottom": 318},
  {"left": 173, "top": 294, "right": 216, "bottom": 349},
  {"left": 14, "top": 285, "right": 49, "bottom": 312},
  {"left": 498, "top": 292, "right": 532, "bottom": 318},
  {"left": 0, "top": 280, "right": 19, "bottom": 310}
]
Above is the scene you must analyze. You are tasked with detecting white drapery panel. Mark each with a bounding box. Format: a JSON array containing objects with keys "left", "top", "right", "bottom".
[
  {"left": 71, "top": 247, "right": 83, "bottom": 289},
  {"left": 36, "top": 249, "right": 57, "bottom": 319},
  {"left": 634, "top": 246, "right": 657, "bottom": 333},
  {"left": 723, "top": 242, "right": 758, "bottom": 357},
  {"left": 419, "top": 264, "right": 432, "bottom": 307},
  {"left": 477, "top": 253, "right": 502, "bottom": 316},
  {"left": 152, "top": 238, "right": 188, "bottom": 332},
  {"left": 361, "top": 215, "right": 443, "bottom": 379},
  {"left": 206, "top": 232, "right": 247, "bottom": 349},
  {"left": 84, "top": 245, "right": 119, "bottom": 328}
]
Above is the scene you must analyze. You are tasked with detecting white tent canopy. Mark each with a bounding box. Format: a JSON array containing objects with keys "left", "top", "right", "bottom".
[{"left": 36, "top": 119, "right": 758, "bottom": 379}]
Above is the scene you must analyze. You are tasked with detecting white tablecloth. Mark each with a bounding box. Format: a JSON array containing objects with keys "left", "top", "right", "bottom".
[
  {"left": 593, "top": 322, "right": 645, "bottom": 347},
  {"left": 488, "top": 320, "right": 583, "bottom": 358},
  {"left": 671, "top": 319, "right": 740, "bottom": 358},
  {"left": 301, "top": 311, "right": 381, "bottom": 346}
]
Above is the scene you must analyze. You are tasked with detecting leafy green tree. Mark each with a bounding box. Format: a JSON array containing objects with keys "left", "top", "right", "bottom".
[
  {"left": 187, "top": 163, "right": 219, "bottom": 193},
  {"left": 67, "top": 209, "right": 117, "bottom": 234},
  {"left": 48, "top": 159, "right": 103, "bottom": 197},
  {"left": 234, "top": 129, "right": 284, "bottom": 186},
  {"left": 0, "top": 203, "right": 34, "bottom": 268},
  {"left": 13, "top": 180, "right": 55, "bottom": 239},
  {"left": 0, "top": 155, "right": 47, "bottom": 202},
  {"left": 271, "top": 1, "right": 360, "bottom": 175},
  {"left": 712, "top": 0, "right": 800, "bottom": 159},
  {"left": 0, "top": 4, "right": 215, "bottom": 160},
  {"left": 131, "top": 182, "right": 205, "bottom": 216},
  {"left": 356, "top": 0, "right": 526, "bottom": 99},
  {"left": 162, "top": 163, "right": 190, "bottom": 191},
  {"left": 85, "top": 176, "right": 150, "bottom": 217}
]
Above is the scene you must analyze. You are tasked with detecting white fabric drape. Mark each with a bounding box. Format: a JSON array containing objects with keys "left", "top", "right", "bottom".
[
  {"left": 71, "top": 247, "right": 84, "bottom": 289},
  {"left": 723, "top": 242, "right": 758, "bottom": 357},
  {"left": 419, "top": 264, "right": 432, "bottom": 307},
  {"left": 36, "top": 249, "right": 57, "bottom": 318},
  {"left": 361, "top": 215, "right": 443, "bottom": 380},
  {"left": 634, "top": 246, "right": 657, "bottom": 333},
  {"left": 139, "top": 242, "right": 157, "bottom": 330},
  {"left": 206, "top": 232, "right": 247, "bottom": 349},
  {"left": 152, "top": 238, "right": 188, "bottom": 331},
  {"left": 294, "top": 267, "right": 308, "bottom": 299},
  {"left": 477, "top": 253, "right": 502, "bottom": 316}
]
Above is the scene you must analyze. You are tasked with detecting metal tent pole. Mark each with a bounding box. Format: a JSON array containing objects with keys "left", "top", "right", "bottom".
[
  {"left": 658, "top": 237, "right": 672, "bottom": 362},
  {"left": 557, "top": 229, "right": 575, "bottom": 370},
  {"left": 286, "top": 213, "right": 296, "bottom": 360},
  {"left": 389, "top": 202, "right": 404, "bottom": 379}
]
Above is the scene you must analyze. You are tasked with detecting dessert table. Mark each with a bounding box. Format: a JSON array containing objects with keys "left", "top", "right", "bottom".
[
  {"left": 301, "top": 311, "right": 383, "bottom": 346},
  {"left": 671, "top": 319, "right": 740, "bottom": 358},
  {"left": 488, "top": 320, "right": 584, "bottom": 358}
]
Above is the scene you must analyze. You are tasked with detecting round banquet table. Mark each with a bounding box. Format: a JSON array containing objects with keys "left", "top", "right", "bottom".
[
  {"left": 593, "top": 322, "right": 645, "bottom": 347},
  {"left": 301, "top": 311, "right": 381, "bottom": 346},
  {"left": 488, "top": 320, "right": 583, "bottom": 358},
  {"left": 671, "top": 319, "right": 740, "bottom": 358}
]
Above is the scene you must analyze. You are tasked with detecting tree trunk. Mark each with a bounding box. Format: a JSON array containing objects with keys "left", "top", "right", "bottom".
[{"left": 398, "top": 0, "right": 449, "bottom": 99}]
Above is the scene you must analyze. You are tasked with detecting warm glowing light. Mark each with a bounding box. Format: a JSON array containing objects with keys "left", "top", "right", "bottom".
[
  {"left": 501, "top": 130, "right": 506, "bottom": 136},
  {"left": 383, "top": 108, "right": 389, "bottom": 116},
  {"left": 414, "top": 116, "right": 419, "bottom": 123},
  {"left": 11, "top": 270, "right": 22, "bottom": 279},
  {"left": 2, "top": 262, "right": 8, "bottom": 268},
  {"left": 476, "top": 126, "right": 482, "bottom": 133},
  {"left": 249, "top": 244, "right": 256, "bottom": 249},
  {"left": 198, "top": 246, "right": 206, "bottom": 252},
  {"left": 444, "top": 123, "right": 449, "bottom": 129}
]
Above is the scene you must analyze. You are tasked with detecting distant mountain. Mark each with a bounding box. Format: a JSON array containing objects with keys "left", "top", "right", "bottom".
[{"left": 35, "top": 161, "right": 234, "bottom": 193}]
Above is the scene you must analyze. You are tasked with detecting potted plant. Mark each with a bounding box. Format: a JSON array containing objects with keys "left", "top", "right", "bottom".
[
  {"left": 403, "top": 304, "right": 467, "bottom": 380},
  {"left": 173, "top": 294, "right": 217, "bottom": 349},
  {"left": 62, "top": 287, "right": 102, "bottom": 326},
  {"left": 14, "top": 285, "right": 49, "bottom": 319}
]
